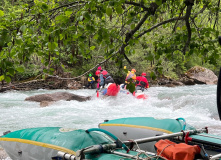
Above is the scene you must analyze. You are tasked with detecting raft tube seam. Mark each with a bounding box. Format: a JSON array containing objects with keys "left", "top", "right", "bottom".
[
  {"left": 0, "top": 138, "right": 76, "bottom": 155},
  {"left": 100, "top": 124, "right": 173, "bottom": 134}
]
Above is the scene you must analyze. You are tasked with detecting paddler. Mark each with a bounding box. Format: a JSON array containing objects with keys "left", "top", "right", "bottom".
[
  {"left": 121, "top": 67, "right": 136, "bottom": 89},
  {"left": 95, "top": 67, "right": 114, "bottom": 91},
  {"left": 135, "top": 72, "right": 149, "bottom": 92},
  {"left": 86, "top": 74, "right": 95, "bottom": 89}
]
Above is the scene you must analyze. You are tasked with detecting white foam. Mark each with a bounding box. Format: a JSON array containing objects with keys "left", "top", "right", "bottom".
[{"left": 0, "top": 85, "right": 220, "bottom": 136}]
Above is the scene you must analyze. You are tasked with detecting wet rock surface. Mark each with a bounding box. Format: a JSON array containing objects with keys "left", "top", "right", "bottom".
[
  {"left": 25, "top": 91, "right": 91, "bottom": 107},
  {"left": 185, "top": 66, "right": 218, "bottom": 85},
  {"left": 151, "top": 66, "right": 218, "bottom": 87}
]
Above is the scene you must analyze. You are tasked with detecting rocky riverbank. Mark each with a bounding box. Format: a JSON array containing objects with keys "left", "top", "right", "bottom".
[{"left": 0, "top": 66, "right": 218, "bottom": 93}]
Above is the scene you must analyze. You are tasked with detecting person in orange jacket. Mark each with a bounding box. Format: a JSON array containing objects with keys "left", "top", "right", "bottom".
[
  {"left": 135, "top": 72, "right": 149, "bottom": 92},
  {"left": 125, "top": 68, "right": 136, "bottom": 84},
  {"left": 121, "top": 68, "right": 136, "bottom": 89}
]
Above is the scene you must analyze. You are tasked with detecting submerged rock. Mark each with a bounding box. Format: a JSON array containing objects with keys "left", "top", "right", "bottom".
[
  {"left": 25, "top": 91, "right": 91, "bottom": 107},
  {"left": 40, "top": 101, "right": 55, "bottom": 107}
]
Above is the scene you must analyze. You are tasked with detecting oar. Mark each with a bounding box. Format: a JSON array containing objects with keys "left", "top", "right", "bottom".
[
  {"left": 210, "top": 153, "right": 221, "bottom": 160},
  {"left": 84, "top": 128, "right": 206, "bottom": 153},
  {"left": 123, "top": 128, "right": 207, "bottom": 145},
  {"left": 96, "top": 82, "right": 99, "bottom": 97},
  {"left": 57, "top": 148, "right": 149, "bottom": 160},
  {"left": 56, "top": 151, "right": 75, "bottom": 160},
  {"left": 96, "top": 90, "right": 99, "bottom": 97}
]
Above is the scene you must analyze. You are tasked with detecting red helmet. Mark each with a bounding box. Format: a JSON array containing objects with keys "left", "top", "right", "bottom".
[
  {"left": 95, "top": 70, "right": 100, "bottom": 76},
  {"left": 141, "top": 72, "right": 146, "bottom": 76},
  {"left": 131, "top": 69, "right": 136, "bottom": 72},
  {"left": 97, "top": 66, "right": 102, "bottom": 70}
]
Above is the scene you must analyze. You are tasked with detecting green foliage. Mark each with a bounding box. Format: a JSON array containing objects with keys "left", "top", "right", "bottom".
[
  {"left": 126, "top": 82, "right": 135, "bottom": 94},
  {"left": 13, "top": 64, "right": 40, "bottom": 81},
  {"left": 123, "top": 66, "right": 135, "bottom": 93},
  {"left": 0, "top": 0, "right": 220, "bottom": 83}
]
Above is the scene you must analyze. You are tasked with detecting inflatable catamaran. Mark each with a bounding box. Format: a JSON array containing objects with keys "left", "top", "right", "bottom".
[
  {"left": 99, "top": 117, "right": 221, "bottom": 160},
  {"left": 0, "top": 126, "right": 169, "bottom": 160},
  {"left": 1, "top": 117, "right": 221, "bottom": 160}
]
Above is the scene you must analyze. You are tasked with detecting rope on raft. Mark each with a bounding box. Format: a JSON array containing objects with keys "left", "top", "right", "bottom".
[{"left": 118, "top": 139, "right": 167, "bottom": 160}]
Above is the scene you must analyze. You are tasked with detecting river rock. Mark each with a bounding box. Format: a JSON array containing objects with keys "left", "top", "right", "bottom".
[
  {"left": 40, "top": 101, "right": 55, "bottom": 107},
  {"left": 180, "top": 76, "right": 195, "bottom": 85},
  {"left": 185, "top": 66, "right": 218, "bottom": 85},
  {"left": 25, "top": 92, "right": 91, "bottom": 106}
]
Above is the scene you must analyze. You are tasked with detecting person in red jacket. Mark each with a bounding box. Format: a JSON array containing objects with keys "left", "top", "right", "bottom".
[
  {"left": 95, "top": 67, "right": 114, "bottom": 90},
  {"left": 135, "top": 72, "right": 149, "bottom": 92}
]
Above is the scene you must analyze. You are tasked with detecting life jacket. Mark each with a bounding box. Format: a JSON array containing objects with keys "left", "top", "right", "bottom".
[
  {"left": 125, "top": 72, "right": 136, "bottom": 83},
  {"left": 100, "top": 70, "right": 114, "bottom": 83},
  {"left": 136, "top": 77, "right": 147, "bottom": 88},
  {"left": 88, "top": 77, "right": 94, "bottom": 82},
  {"left": 101, "top": 70, "right": 110, "bottom": 79}
]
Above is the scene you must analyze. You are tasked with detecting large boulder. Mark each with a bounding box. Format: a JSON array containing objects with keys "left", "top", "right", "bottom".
[
  {"left": 185, "top": 66, "right": 218, "bottom": 85},
  {"left": 25, "top": 91, "right": 91, "bottom": 107}
]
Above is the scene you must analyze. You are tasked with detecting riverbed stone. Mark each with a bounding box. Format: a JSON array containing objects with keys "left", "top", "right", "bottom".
[{"left": 25, "top": 91, "right": 91, "bottom": 106}]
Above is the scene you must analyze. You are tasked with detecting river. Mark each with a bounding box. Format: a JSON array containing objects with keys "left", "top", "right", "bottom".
[
  {"left": 0, "top": 84, "right": 220, "bottom": 137},
  {"left": 1, "top": 84, "right": 221, "bottom": 159}
]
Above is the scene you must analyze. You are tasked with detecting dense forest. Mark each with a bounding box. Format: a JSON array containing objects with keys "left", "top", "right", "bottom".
[{"left": 0, "top": 0, "right": 220, "bottom": 84}]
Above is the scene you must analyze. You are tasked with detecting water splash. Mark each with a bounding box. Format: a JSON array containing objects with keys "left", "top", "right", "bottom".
[{"left": 0, "top": 85, "right": 220, "bottom": 136}]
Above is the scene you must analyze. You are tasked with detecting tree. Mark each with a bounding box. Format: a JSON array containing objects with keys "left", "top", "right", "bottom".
[{"left": 0, "top": 0, "right": 220, "bottom": 82}]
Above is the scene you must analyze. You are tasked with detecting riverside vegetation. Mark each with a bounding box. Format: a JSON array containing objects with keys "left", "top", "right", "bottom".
[{"left": 0, "top": 1, "right": 220, "bottom": 89}]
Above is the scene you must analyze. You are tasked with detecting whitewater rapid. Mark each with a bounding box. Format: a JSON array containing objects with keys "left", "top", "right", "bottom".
[{"left": 0, "top": 85, "right": 220, "bottom": 136}]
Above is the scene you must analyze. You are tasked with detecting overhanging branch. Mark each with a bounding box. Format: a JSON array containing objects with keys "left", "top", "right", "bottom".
[{"left": 182, "top": 0, "right": 194, "bottom": 55}]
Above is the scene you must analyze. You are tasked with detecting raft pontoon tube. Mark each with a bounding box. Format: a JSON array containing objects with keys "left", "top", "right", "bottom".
[
  {"left": 0, "top": 127, "right": 164, "bottom": 160},
  {"left": 99, "top": 117, "right": 221, "bottom": 157},
  {"left": 1, "top": 117, "right": 221, "bottom": 160}
]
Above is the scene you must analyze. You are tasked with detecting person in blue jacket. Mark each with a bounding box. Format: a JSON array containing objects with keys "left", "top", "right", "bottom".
[{"left": 95, "top": 68, "right": 114, "bottom": 90}]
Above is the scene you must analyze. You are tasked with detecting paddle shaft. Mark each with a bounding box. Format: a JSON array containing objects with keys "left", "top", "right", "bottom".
[
  {"left": 123, "top": 128, "right": 207, "bottom": 145},
  {"left": 210, "top": 153, "right": 221, "bottom": 160},
  {"left": 83, "top": 128, "right": 206, "bottom": 154},
  {"left": 57, "top": 151, "right": 75, "bottom": 160},
  {"left": 57, "top": 148, "right": 149, "bottom": 160}
]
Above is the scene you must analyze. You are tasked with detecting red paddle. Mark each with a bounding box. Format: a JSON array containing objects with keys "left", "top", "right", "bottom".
[{"left": 96, "top": 83, "right": 100, "bottom": 97}]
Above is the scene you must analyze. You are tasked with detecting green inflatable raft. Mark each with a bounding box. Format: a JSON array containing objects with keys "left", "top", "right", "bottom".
[
  {"left": 0, "top": 127, "right": 163, "bottom": 160},
  {"left": 1, "top": 117, "right": 221, "bottom": 160}
]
